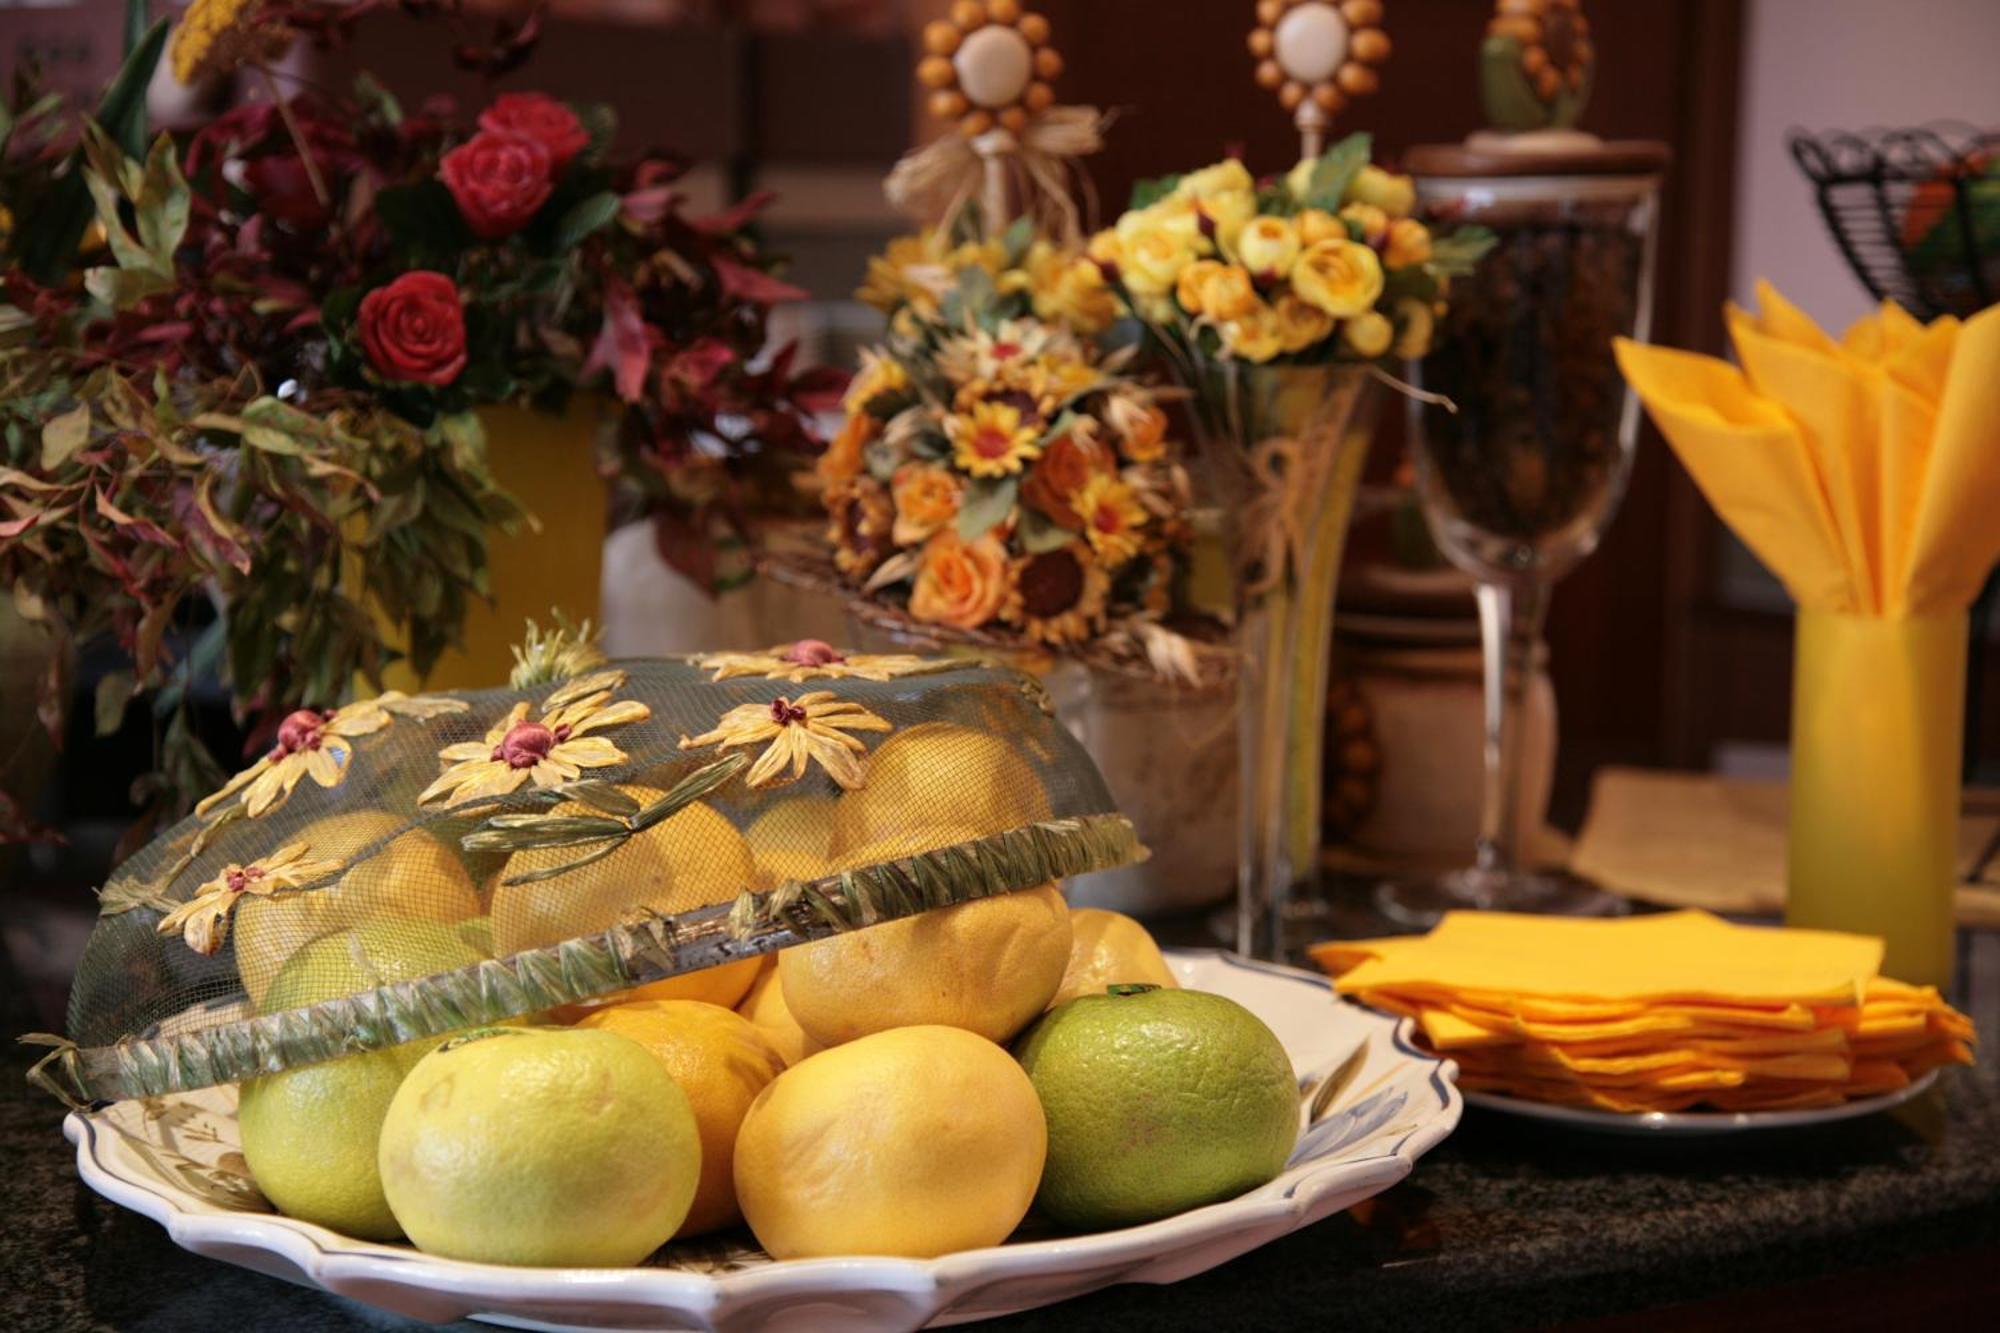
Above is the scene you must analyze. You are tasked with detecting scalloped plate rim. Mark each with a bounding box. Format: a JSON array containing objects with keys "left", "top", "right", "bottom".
[
  {"left": 66, "top": 950, "right": 1462, "bottom": 1330},
  {"left": 1462, "top": 1068, "right": 1941, "bottom": 1136}
]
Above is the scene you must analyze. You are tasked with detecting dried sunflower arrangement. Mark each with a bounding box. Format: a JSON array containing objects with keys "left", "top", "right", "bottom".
[{"left": 811, "top": 220, "right": 1216, "bottom": 683}]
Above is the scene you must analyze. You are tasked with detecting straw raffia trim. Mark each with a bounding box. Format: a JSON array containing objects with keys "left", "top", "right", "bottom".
[
  {"left": 42, "top": 813, "right": 1143, "bottom": 1105},
  {"left": 760, "top": 550, "right": 1237, "bottom": 693},
  {"left": 884, "top": 105, "right": 1108, "bottom": 245}
]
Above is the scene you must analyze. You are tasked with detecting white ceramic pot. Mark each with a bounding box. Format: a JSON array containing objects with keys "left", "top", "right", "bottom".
[
  {"left": 1342, "top": 640, "right": 1556, "bottom": 869},
  {"left": 1049, "top": 664, "right": 1239, "bottom": 918},
  {"left": 599, "top": 522, "right": 847, "bottom": 658},
  {"left": 830, "top": 617, "right": 1240, "bottom": 920}
]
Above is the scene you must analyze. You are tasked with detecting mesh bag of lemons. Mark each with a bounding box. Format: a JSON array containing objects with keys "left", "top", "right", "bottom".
[{"left": 43, "top": 639, "right": 1302, "bottom": 1266}]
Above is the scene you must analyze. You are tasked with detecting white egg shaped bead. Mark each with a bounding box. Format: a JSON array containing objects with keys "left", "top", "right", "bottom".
[
  {"left": 955, "top": 24, "right": 1035, "bottom": 109},
  {"left": 1274, "top": 2, "right": 1350, "bottom": 84}
]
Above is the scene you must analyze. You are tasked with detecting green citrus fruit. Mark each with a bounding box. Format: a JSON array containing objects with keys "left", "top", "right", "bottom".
[
  {"left": 1014, "top": 987, "right": 1298, "bottom": 1230},
  {"left": 234, "top": 809, "right": 482, "bottom": 1006},
  {"left": 237, "top": 919, "right": 485, "bottom": 1240},
  {"left": 378, "top": 1026, "right": 702, "bottom": 1266}
]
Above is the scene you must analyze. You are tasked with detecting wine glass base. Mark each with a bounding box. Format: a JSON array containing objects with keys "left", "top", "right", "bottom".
[{"left": 1374, "top": 867, "right": 1629, "bottom": 930}]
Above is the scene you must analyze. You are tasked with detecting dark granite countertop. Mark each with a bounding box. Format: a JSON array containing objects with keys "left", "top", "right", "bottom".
[{"left": 8, "top": 933, "right": 1998, "bottom": 1332}]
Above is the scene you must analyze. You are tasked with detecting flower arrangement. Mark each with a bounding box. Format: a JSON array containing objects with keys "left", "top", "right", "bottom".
[
  {"left": 0, "top": 4, "right": 832, "bottom": 836},
  {"left": 1087, "top": 135, "right": 1491, "bottom": 374},
  {"left": 857, "top": 226, "right": 1118, "bottom": 341},
  {"left": 822, "top": 222, "right": 1194, "bottom": 666}
]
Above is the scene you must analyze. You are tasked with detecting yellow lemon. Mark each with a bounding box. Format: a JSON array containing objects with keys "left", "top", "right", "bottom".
[
  {"left": 592, "top": 958, "right": 761, "bottom": 1010},
  {"left": 733, "top": 1025, "right": 1046, "bottom": 1259},
  {"left": 549, "top": 957, "right": 760, "bottom": 1024},
  {"left": 779, "top": 852, "right": 1072, "bottom": 1046},
  {"left": 734, "top": 955, "right": 819, "bottom": 1066},
  {"left": 1048, "top": 908, "right": 1179, "bottom": 1007},
  {"left": 238, "top": 919, "right": 485, "bottom": 1241},
  {"left": 577, "top": 1000, "right": 786, "bottom": 1237},
  {"left": 490, "top": 790, "right": 756, "bottom": 956},
  {"left": 829, "top": 723, "right": 1049, "bottom": 859},
  {"left": 744, "top": 793, "right": 839, "bottom": 886},
  {"left": 379, "top": 1026, "right": 701, "bottom": 1267},
  {"left": 234, "top": 810, "right": 481, "bottom": 1006}
]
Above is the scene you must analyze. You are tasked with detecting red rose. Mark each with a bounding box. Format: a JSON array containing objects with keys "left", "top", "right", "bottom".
[
  {"left": 438, "top": 130, "right": 553, "bottom": 239},
  {"left": 478, "top": 93, "right": 590, "bottom": 174},
  {"left": 357, "top": 271, "right": 467, "bottom": 386}
]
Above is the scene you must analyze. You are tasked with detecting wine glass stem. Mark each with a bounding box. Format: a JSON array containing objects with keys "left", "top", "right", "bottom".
[{"left": 1474, "top": 577, "right": 1549, "bottom": 879}]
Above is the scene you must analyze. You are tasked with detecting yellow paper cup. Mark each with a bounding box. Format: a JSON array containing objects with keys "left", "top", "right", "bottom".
[{"left": 1786, "top": 608, "right": 1966, "bottom": 987}]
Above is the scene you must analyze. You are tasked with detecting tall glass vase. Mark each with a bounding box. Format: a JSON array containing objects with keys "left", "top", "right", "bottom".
[{"left": 1185, "top": 363, "right": 1379, "bottom": 960}]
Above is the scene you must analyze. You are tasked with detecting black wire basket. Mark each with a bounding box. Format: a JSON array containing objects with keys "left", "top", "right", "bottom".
[{"left": 1789, "top": 123, "right": 2000, "bottom": 321}]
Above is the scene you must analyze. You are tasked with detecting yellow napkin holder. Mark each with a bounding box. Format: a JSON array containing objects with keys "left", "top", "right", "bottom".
[{"left": 1788, "top": 608, "right": 1966, "bottom": 986}]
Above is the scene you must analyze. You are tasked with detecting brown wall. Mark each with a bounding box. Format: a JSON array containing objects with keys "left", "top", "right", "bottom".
[{"left": 1035, "top": 0, "right": 1748, "bottom": 820}]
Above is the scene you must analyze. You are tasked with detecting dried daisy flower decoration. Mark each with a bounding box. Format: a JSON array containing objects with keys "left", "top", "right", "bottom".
[
  {"left": 691, "top": 641, "right": 945, "bottom": 685},
  {"left": 509, "top": 615, "right": 610, "bottom": 689},
  {"left": 156, "top": 842, "right": 344, "bottom": 955},
  {"left": 678, "top": 692, "right": 892, "bottom": 790},
  {"left": 195, "top": 692, "right": 468, "bottom": 821},
  {"left": 420, "top": 671, "right": 651, "bottom": 808}
]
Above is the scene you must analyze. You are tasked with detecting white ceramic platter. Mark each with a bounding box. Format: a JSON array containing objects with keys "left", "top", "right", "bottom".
[
  {"left": 1463, "top": 1069, "right": 1940, "bottom": 1137},
  {"left": 66, "top": 951, "right": 1461, "bottom": 1332}
]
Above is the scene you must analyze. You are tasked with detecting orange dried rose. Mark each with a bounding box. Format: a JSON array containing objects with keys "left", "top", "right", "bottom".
[
  {"left": 909, "top": 530, "right": 1009, "bottom": 630},
  {"left": 817, "top": 412, "right": 874, "bottom": 489},
  {"left": 891, "top": 462, "right": 962, "bottom": 546},
  {"left": 1108, "top": 399, "right": 1169, "bottom": 464},
  {"left": 1021, "top": 430, "right": 1114, "bottom": 530}
]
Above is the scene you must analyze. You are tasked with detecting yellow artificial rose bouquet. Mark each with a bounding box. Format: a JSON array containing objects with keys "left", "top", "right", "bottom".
[{"left": 1089, "top": 135, "right": 1492, "bottom": 371}]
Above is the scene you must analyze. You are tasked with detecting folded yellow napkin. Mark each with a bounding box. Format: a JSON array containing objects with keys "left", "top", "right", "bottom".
[
  {"left": 1612, "top": 283, "right": 2000, "bottom": 619},
  {"left": 1311, "top": 910, "right": 1976, "bottom": 1113},
  {"left": 1616, "top": 286, "right": 1992, "bottom": 616}
]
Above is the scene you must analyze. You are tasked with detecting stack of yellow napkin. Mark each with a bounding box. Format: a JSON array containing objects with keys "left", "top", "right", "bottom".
[{"left": 1312, "top": 911, "right": 1975, "bottom": 1113}]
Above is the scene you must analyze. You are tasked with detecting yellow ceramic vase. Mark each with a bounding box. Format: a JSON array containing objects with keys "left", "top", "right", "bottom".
[
  {"left": 382, "top": 403, "right": 607, "bottom": 692},
  {"left": 1786, "top": 608, "right": 1967, "bottom": 987}
]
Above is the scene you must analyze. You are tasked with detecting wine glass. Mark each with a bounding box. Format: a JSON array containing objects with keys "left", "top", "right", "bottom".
[{"left": 1376, "top": 157, "right": 1664, "bottom": 926}]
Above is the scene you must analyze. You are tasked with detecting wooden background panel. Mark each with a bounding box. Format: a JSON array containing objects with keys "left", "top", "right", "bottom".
[{"left": 1034, "top": 0, "right": 1741, "bottom": 821}]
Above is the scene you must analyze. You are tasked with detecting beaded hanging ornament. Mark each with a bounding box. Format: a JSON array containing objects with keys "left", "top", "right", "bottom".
[
  {"left": 1248, "top": 0, "right": 1393, "bottom": 159},
  {"left": 887, "top": 1, "right": 1105, "bottom": 244},
  {"left": 1480, "top": 0, "right": 1596, "bottom": 133}
]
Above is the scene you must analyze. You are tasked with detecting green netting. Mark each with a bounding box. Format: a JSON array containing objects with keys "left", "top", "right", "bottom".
[{"left": 49, "top": 649, "right": 1139, "bottom": 1104}]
